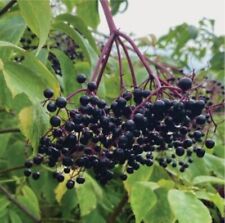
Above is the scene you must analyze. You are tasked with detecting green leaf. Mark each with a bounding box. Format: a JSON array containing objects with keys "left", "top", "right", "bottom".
[
  {"left": 56, "top": 13, "right": 97, "bottom": 51},
  {"left": 204, "top": 154, "right": 225, "bottom": 178},
  {"left": 144, "top": 188, "right": 175, "bottom": 223},
  {"left": 9, "top": 210, "right": 22, "bottom": 223},
  {"left": 17, "top": 185, "right": 40, "bottom": 220},
  {"left": 0, "top": 12, "right": 26, "bottom": 58},
  {"left": 77, "top": 173, "right": 102, "bottom": 216},
  {"left": 17, "top": 0, "right": 52, "bottom": 53},
  {"left": 52, "top": 22, "right": 98, "bottom": 68},
  {"left": 0, "top": 41, "right": 25, "bottom": 57},
  {"left": 75, "top": 0, "right": 100, "bottom": 29},
  {"left": 18, "top": 104, "right": 49, "bottom": 150},
  {"left": 50, "top": 49, "right": 79, "bottom": 96},
  {"left": 124, "top": 165, "right": 154, "bottom": 195},
  {"left": 110, "top": 0, "right": 128, "bottom": 15},
  {"left": 130, "top": 182, "right": 157, "bottom": 223},
  {"left": 193, "top": 176, "right": 225, "bottom": 185},
  {"left": 210, "top": 52, "right": 224, "bottom": 70},
  {"left": 168, "top": 189, "right": 212, "bottom": 223},
  {"left": 195, "top": 191, "right": 225, "bottom": 217},
  {"left": 0, "top": 196, "right": 10, "bottom": 213},
  {"left": 2, "top": 54, "right": 60, "bottom": 102}
]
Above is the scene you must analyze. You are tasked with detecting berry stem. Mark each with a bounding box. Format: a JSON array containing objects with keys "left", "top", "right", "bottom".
[
  {"left": 118, "top": 37, "right": 137, "bottom": 88},
  {"left": 91, "top": 33, "right": 115, "bottom": 83},
  {"left": 66, "top": 88, "right": 88, "bottom": 101},
  {"left": 100, "top": 0, "right": 117, "bottom": 34},
  {"left": 115, "top": 39, "right": 125, "bottom": 94},
  {"left": 118, "top": 31, "right": 162, "bottom": 88},
  {"left": 0, "top": 127, "right": 20, "bottom": 134}
]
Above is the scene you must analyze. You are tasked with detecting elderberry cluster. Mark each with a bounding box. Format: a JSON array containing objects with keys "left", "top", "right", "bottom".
[{"left": 23, "top": 75, "right": 217, "bottom": 189}]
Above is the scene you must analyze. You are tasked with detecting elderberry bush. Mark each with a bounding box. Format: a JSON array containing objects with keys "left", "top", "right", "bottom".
[{"left": 23, "top": 75, "right": 222, "bottom": 189}]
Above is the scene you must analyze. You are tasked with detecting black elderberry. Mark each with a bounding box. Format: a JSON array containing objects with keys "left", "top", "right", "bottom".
[
  {"left": 76, "top": 74, "right": 86, "bottom": 83},
  {"left": 32, "top": 172, "right": 40, "bottom": 180},
  {"left": 176, "top": 147, "right": 185, "bottom": 156},
  {"left": 76, "top": 176, "right": 85, "bottom": 184},
  {"left": 80, "top": 95, "right": 90, "bottom": 106},
  {"left": 24, "top": 160, "right": 33, "bottom": 168},
  {"left": 56, "top": 173, "right": 65, "bottom": 182},
  {"left": 196, "top": 115, "right": 206, "bottom": 125},
  {"left": 64, "top": 167, "right": 70, "bottom": 174},
  {"left": 87, "top": 82, "right": 97, "bottom": 91},
  {"left": 56, "top": 97, "right": 67, "bottom": 108},
  {"left": 33, "top": 156, "right": 43, "bottom": 165},
  {"left": 47, "top": 101, "right": 57, "bottom": 112},
  {"left": 120, "top": 174, "right": 127, "bottom": 181},
  {"left": 43, "top": 88, "right": 54, "bottom": 98},
  {"left": 195, "top": 148, "right": 205, "bottom": 158},
  {"left": 122, "top": 92, "right": 132, "bottom": 101},
  {"left": 205, "top": 139, "right": 215, "bottom": 149},
  {"left": 177, "top": 77, "right": 192, "bottom": 91},
  {"left": 24, "top": 169, "right": 32, "bottom": 177},
  {"left": 65, "top": 121, "right": 75, "bottom": 132},
  {"left": 66, "top": 180, "right": 75, "bottom": 189},
  {"left": 50, "top": 116, "right": 61, "bottom": 127}
]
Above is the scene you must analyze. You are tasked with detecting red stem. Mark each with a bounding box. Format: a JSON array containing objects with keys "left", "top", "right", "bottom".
[
  {"left": 118, "top": 37, "right": 137, "bottom": 88},
  {"left": 91, "top": 34, "right": 115, "bottom": 82},
  {"left": 115, "top": 39, "right": 125, "bottom": 94},
  {"left": 118, "top": 31, "right": 162, "bottom": 88},
  {"left": 66, "top": 88, "right": 88, "bottom": 101},
  {"left": 100, "top": 0, "right": 117, "bottom": 34}
]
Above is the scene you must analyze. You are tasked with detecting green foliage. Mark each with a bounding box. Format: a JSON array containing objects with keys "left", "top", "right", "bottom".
[{"left": 0, "top": 1, "right": 224, "bottom": 223}]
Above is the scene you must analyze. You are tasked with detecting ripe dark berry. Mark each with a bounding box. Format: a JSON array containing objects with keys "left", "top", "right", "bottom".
[
  {"left": 195, "top": 148, "right": 205, "bottom": 158},
  {"left": 56, "top": 97, "right": 67, "bottom": 108},
  {"left": 76, "top": 74, "right": 86, "bottom": 83},
  {"left": 120, "top": 174, "right": 127, "bottom": 181},
  {"left": 24, "top": 168, "right": 32, "bottom": 177},
  {"left": 47, "top": 101, "right": 57, "bottom": 112},
  {"left": 205, "top": 139, "right": 215, "bottom": 149},
  {"left": 64, "top": 167, "right": 70, "bottom": 173},
  {"left": 24, "top": 160, "right": 33, "bottom": 168},
  {"left": 122, "top": 92, "right": 132, "bottom": 101},
  {"left": 50, "top": 116, "right": 61, "bottom": 127},
  {"left": 56, "top": 173, "right": 65, "bottom": 182},
  {"left": 32, "top": 172, "right": 40, "bottom": 180},
  {"left": 66, "top": 179, "right": 75, "bottom": 189},
  {"left": 87, "top": 82, "right": 97, "bottom": 91},
  {"left": 177, "top": 77, "right": 192, "bottom": 91},
  {"left": 196, "top": 115, "right": 206, "bottom": 125},
  {"left": 76, "top": 176, "right": 85, "bottom": 184},
  {"left": 193, "top": 130, "right": 202, "bottom": 140},
  {"left": 43, "top": 88, "right": 54, "bottom": 98},
  {"left": 80, "top": 95, "right": 90, "bottom": 106},
  {"left": 176, "top": 147, "right": 185, "bottom": 156},
  {"left": 33, "top": 156, "right": 43, "bottom": 165}
]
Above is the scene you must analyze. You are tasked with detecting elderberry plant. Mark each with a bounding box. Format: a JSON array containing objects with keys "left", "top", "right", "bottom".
[{"left": 23, "top": 0, "right": 224, "bottom": 190}]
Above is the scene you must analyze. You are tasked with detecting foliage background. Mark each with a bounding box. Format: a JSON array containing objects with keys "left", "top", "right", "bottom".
[{"left": 0, "top": 0, "right": 224, "bottom": 223}]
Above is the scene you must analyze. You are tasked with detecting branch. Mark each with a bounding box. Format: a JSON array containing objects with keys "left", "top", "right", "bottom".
[
  {"left": 0, "top": 0, "right": 16, "bottom": 17},
  {"left": 107, "top": 194, "right": 128, "bottom": 223},
  {"left": 0, "top": 128, "right": 20, "bottom": 134},
  {"left": 0, "top": 165, "right": 24, "bottom": 176},
  {"left": 0, "top": 185, "right": 41, "bottom": 223}
]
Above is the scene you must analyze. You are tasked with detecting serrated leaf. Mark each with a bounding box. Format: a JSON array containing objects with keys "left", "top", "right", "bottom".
[
  {"left": 130, "top": 182, "right": 157, "bottom": 223},
  {"left": 19, "top": 104, "right": 49, "bottom": 150},
  {"left": 193, "top": 176, "right": 225, "bottom": 185},
  {"left": 2, "top": 54, "right": 60, "bottom": 102},
  {"left": 17, "top": 0, "right": 52, "bottom": 54},
  {"left": 168, "top": 189, "right": 212, "bottom": 223}
]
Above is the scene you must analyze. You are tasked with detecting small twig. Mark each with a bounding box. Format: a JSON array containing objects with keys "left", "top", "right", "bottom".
[
  {"left": 0, "top": 165, "right": 24, "bottom": 176},
  {"left": 0, "top": 128, "right": 20, "bottom": 134},
  {"left": 0, "top": 185, "right": 41, "bottom": 223},
  {"left": 107, "top": 194, "right": 128, "bottom": 223},
  {"left": 0, "top": 0, "right": 16, "bottom": 16}
]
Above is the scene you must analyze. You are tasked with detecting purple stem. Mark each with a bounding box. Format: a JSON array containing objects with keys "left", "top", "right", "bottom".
[
  {"left": 96, "top": 34, "right": 116, "bottom": 88},
  {"left": 118, "top": 37, "right": 137, "bottom": 88},
  {"left": 91, "top": 33, "right": 115, "bottom": 82},
  {"left": 66, "top": 88, "right": 88, "bottom": 101},
  {"left": 100, "top": 0, "right": 117, "bottom": 34},
  {"left": 115, "top": 39, "right": 125, "bottom": 94},
  {"left": 118, "top": 31, "right": 162, "bottom": 88}
]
